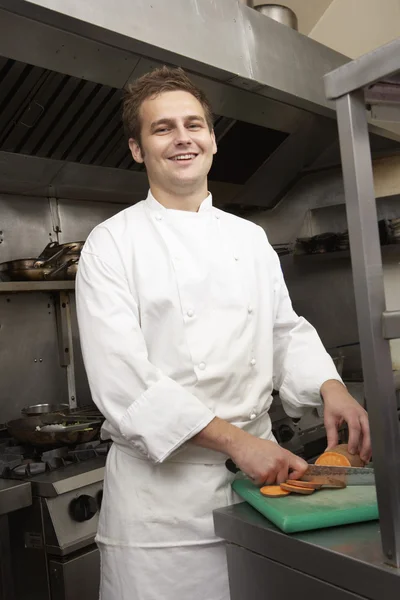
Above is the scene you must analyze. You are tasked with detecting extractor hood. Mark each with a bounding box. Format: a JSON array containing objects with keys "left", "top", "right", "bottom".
[{"left": 0, "top": 0, "right": 399, "bottom": 211}]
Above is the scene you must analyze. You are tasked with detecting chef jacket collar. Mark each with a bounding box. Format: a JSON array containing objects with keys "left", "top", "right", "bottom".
[{"left": 145, "top": 190, "right": 213, "bottom": 213}]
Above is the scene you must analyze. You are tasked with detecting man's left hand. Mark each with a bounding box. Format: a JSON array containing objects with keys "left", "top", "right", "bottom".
[{"left": 320, "top": 380, "right": 372, "bottom": 464}]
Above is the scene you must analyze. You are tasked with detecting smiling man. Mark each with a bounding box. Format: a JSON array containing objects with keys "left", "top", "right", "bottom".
[{"left": 76, "top": 66, "right": 371, "bottom": 600}]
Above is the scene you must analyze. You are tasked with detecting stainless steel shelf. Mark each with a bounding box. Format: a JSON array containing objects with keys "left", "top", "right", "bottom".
[{"left": 0, "top": 281, "right": 75, "bottom": 293}]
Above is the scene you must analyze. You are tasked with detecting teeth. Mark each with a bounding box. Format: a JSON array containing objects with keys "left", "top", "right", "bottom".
[{"left": 172, "top": 154, "right": 196, "bottom": 160}]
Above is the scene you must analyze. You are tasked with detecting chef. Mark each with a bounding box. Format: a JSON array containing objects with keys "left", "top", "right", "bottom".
[{"left": 76, "top": 66, "right": 371, "bottom": 600}]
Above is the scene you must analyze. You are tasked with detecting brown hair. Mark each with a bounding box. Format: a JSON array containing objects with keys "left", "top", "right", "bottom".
[{"left": 122, "top": 66, "right": 214, "bottom": 146}]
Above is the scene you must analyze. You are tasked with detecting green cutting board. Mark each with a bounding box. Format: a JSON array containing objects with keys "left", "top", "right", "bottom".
[{"left": 232, "top": 479, "right": 379, "bottom": 534}]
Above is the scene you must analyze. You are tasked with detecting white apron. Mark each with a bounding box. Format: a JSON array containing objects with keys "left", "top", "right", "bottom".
[{"left": 76, "top": 191, "right": 341, "bottom": 600}]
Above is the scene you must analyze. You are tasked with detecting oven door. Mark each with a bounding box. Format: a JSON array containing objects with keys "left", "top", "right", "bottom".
[{"left": 49, "top": 546, "right": 100, "bottom": 600}]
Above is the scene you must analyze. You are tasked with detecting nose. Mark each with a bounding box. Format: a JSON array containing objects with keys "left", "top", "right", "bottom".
[{"left": 173, "top": 123, "right": 192, "bottom": 146}]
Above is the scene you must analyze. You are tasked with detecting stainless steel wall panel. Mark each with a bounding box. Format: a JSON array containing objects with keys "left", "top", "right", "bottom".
[
  {"left": 56, "top": 199, "right": 129, "bottom": 244},
  {"left": 0, "top": 293, "right": 68, "bottom": 422},
  {"left": 0, "top": 194, "right": 55, "bottom": 260}
]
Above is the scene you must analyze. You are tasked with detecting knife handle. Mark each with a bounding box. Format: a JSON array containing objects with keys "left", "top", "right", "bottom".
[{"left": 225, "top": 459, "right": 240, "bottom": 474}]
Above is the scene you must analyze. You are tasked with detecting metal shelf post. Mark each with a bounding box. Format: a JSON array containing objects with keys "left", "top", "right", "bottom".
[{"left": 335, "top": 90, "right": 400, "bottom": 567}]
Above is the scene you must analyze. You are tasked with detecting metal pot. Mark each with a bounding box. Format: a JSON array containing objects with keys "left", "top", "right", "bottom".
[
  {"left": 7, "top": 414, "right": 102, "bottom": 447},
  {"left": 253, "top": 4, "right": 298, "bottom": 30},
  {"left": 21, "top": 403, "right": 70, "bottom": 417}
]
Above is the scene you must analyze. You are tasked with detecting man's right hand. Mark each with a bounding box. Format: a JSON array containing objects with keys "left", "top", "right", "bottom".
[
  {"left": 192, "top": 417, "right": 308, "bottom": 486},
  {"left": 230, "top": 437, "right": 308, "bottom": 486}
]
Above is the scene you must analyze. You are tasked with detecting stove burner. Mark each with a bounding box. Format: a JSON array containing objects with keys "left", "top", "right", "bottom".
[
  {"left": 0, "top": 437, "right": 111, "bottom": 480},
  {"left": 13, "top": 462, "right": 48, "bottom": 476}
]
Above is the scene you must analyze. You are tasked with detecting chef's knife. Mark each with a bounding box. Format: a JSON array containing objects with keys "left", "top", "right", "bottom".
[
  {"left": 225, "top": 459, "right": 375, "bottom": 486},
  {"left": 301, "top": 464, "right": 375, "bottom": 486}
]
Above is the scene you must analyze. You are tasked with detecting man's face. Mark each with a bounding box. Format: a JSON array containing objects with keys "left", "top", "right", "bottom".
[{"left": 129, "top": 90, "right": 217, "bottom": 195}]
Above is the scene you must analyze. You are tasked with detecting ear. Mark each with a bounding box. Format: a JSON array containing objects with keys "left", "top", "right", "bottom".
[
  {"left": 129, "top": 138, "right": 144, "bottom": 163},
  {"left": 211, "top": 129, "right": 217, "bottom": 155}
]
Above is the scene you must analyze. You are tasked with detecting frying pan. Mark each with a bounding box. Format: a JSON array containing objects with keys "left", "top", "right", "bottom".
[
  {"left": 7, "top": 414, "right": 102, "bottom": 447},
  {"left": 0, "top": 242, "right": 81, "bottom": 281}
]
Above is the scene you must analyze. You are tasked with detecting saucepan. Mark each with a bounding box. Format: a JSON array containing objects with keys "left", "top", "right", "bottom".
[
  {"left": 21, "top": 403, "right": 71, "bottom": 417},
  {"left": 7, "top": 414, "right": 102, "bottom": 447}
]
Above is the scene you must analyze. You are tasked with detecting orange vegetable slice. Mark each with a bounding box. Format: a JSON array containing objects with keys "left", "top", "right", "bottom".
[
  {"left": 280, "top": 483, "right": 315, "bottom": 495},
  {"left": 260, "top": 485, "right": 291, "bottom": 497},
  {"left": 315, "top": 444, "right": 364, "bottom": 468},
  {"left": 286, "top": 480, "right": 323, "bottom": 490}
]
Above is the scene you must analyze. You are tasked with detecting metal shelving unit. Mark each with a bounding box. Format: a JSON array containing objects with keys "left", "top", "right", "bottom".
[
  {"left": 324, "top": 37, "right": 400, "bottom": 568},
  {"left": 0, "top": 281, "right": 75, "bottom": 293}
]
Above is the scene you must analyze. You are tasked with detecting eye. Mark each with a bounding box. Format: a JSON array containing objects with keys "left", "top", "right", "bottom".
[
  {"left": 188, "top": 123, "right": 201, "bottom": 130},
  {"left": 155, "top": 127, "right": 170, "bottom": 134}
]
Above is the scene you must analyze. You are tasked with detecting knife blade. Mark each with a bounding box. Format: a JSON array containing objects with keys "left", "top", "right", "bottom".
[
  {"left": 302, "top": 465, "right": 375, "bottom": 486},
  {"left": 225, "top": 459, "right": 375, "bottom": 486}
]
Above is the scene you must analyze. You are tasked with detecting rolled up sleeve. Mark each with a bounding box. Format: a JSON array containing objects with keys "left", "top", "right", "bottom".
[{"left": 76, "top": 244, "right": 214, "bottom": 463}]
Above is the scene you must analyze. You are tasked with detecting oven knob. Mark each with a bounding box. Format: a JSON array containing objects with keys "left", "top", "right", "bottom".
[{"left": 69, "top": 495, "right": 98, "bottom": 522}]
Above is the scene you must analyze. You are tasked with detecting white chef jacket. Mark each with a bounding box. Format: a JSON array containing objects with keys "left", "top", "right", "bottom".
[
  {"left": 76, "top": 191, "right": 342, "bottom": 600},
  {"left": 76, "top": 190, "right": 341, "bottom": 464}
]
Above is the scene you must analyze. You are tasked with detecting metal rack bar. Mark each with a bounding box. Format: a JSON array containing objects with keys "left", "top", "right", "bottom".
[
  {"left": 335, "top": 89, "right": 400, "bottom": 567},
  {"left": 325, "top": 37, "right": 400, "bottom": 100},
  {"left": 0, "top": 281, "right": 75, "bottom": 293},
  {"left": 55, "top": 291, "right": 77, "bottom": 410},
  {"left": 382, "top": 311, "right": 400, "bottom": 340}
]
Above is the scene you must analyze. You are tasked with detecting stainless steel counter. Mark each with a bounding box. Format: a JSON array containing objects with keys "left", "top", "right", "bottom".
[
  {"left": 0, "top": 480, "right": 31, "bottom": 516},
  {"left": 214, "top": 503, "right": 400, "bottom": 599}
]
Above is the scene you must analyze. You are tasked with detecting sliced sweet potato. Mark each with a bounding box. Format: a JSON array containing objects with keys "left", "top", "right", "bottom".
[
  {"left": 260, "top": 485, "right": 291, "bottom": 497},
  {"left": 300, "top": 475, "right": 347, "bottom": 489},
  {"left": 280, "top": 483, "right": 315, "bottom": 495},
  {"left": 287, "top": 480, "right": 323, "bottom": 490},
  {"left": 315, "top": 444, "right": 365, "bottom": 468}
]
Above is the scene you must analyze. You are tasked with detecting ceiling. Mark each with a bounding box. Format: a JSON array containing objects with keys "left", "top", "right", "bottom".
[{"left": 252, "top": 0, "right": 335, "bottom": 35}]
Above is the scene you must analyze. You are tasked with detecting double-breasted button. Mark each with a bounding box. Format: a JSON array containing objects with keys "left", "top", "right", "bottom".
[
  {"left": 155, "top": 214, "right": 163, "bottom": 221},
  {"left": 187, "top": 309, "right": 194, "bottom": 318},
  {"left": 198, "top": 362, "right": 206, "bottom": 370},
  {"left": 250, "top": 358, "right": 256, "bottom": 367},
  {"left": 248, "top": 306, "right": 253, "bottom": 314}
]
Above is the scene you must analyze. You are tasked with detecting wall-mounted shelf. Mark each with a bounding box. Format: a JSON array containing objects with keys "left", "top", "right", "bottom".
[
  {"left": 0, "top": 281, "right": 75, "bottom": 293},
  {"left": 292, "top": 243, "right": 400, "bottom": 263}
]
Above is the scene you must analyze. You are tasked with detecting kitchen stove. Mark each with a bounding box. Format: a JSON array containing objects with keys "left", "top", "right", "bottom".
[{"left": 0, "top": 437, "right": 110, "bottom": 600}]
